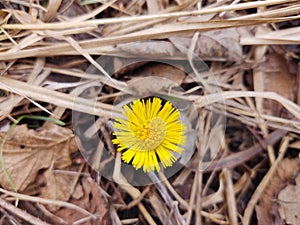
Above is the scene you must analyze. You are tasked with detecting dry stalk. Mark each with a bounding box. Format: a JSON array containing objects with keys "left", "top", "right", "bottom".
[
  {"left": 243, "top": 136, "right": 291, "bottom": 225},
  {"left": 0, "top": 198, "right": 51, "bottom": 225},
  {"left": 148, "top": 171, "right": 187, "bottom": 225}
]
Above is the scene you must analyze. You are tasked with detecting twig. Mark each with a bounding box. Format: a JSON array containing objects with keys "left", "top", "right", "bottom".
[
  {"left": 243, "top": 135, "right": 290, "bottom": 225},
  {"left": 0, "top": 198, "right": 51, "bottom": 225},
  {"left": 222, "top": 168, "right": 239, "bottom": 225},
  {"left": 148, "top": 171, "right": 187, "bottom": 225},
  {"left": 0, "top": 187, "right": 97, "bottom": 219},
  {"left": 2, "top": 0, "right": 297, "bottom": 30},
  {"left": 112, "top": 153, "right": 157, "bottom": 225},
  {"left": 193, "top": 129, "right": 288, "bottom": 172}
]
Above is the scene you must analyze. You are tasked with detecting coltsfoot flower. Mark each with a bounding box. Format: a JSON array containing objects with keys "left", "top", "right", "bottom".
[{"left": 112, "top": 97, "right": 186, "bottom": 172}]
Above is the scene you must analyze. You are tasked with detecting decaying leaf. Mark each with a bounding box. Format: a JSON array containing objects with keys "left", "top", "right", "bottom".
[
  {"left": 127, "top": 63, "right": 185, "bottom": 96},
  {"left": 256, "top": 158, "right": 300, "bottom": 225},
  {"left": 169, "top": 28, "right": 243, "bottom": 61},
  {"left": 278, "top": 173, "right": 300, "bottom": 225},
  {"left": 40, "top": 166, "right": 80, "bottom": 212},
  {"left": 127, "top": 76, "right": 176, "bottom": 96},
  {"left": 55, "top": 177, "right": 111, "bottom": 225},
  {"left": 254, "top": 53, "right": 297, "bottom": 116},
  {"left": 0, "top": 123, "right": 77, "bottom": 191}
]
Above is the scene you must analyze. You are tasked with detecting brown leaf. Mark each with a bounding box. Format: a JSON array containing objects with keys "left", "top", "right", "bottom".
[
  {"left": 278, "top": 174, "right": 300, "bottom": 225},
  {"left": 169, "top": 28, "right": 243, "bottom": 61},
  {"left": 40, "top": 166, "right": 80, "bottom": 212},
  {"left": 127, "top": 63, "right": 185, "bottom": 96},
  {"left": 256, "top": 158, "right": 300, "bottom": 225},
  {"left": 54, "top": 177, "right": 111, "bottom": 225},
  {"left": 0, "top": 123, "right": 77, "bottom": 191},
  {"left": 254, "top": 53, "right": 297, "bottom": 116}
]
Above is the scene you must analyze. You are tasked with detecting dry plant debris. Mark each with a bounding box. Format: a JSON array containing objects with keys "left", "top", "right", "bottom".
[{"left": 0, "top": 0, "right": 299, "bottom": 224}]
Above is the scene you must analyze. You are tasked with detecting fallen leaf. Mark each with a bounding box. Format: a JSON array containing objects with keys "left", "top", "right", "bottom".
[
  {"left": 169, "top": 28, "right": 243, "bottom": 61},
  {"left": 127, "top": 76, "right": 176, "bottom": 97},
  {"left": 256, "top": 158, "right": 300, "bottom": 225},
  {"left": 40, "top": 166, "right": 80, "bottom": 212},
  {"left": 254, "top": 52, "right": 297, "bottom": 117},
  {"left": 278, "top": 173, "right": 300, "bottom": 225},
  {"left": 54, "top": 177, "right": 111, "bottom": 225},
  {"left": 0, "top": 123, "right": 77, "bottom": 191},
  {"left": 127, "top": 63, "right": 185, "bottom": 96}
]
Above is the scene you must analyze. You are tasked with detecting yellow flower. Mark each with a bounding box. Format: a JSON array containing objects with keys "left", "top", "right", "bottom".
[{"left": 112, "top": 97, "right": 186, "bottom": 172}]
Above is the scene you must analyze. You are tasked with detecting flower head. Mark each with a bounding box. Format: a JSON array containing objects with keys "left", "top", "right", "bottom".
[{"left": 112, "top": 97, "right": 186, "bottom": 172}]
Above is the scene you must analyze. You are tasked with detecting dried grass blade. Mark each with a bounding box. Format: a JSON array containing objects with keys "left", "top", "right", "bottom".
[
  {"left": 0, "top": 76, "right": 119, "bottom": 118},
  {"left": 2, "top": 0, "right": 297, "bottom": 30}
]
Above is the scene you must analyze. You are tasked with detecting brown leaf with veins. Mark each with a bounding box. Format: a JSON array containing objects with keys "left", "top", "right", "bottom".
[
  {"left": 0, "top": 123, "right": 77, "bottom": 191},
  {"left": 55, "top": 177, "right": 111, "bottom": 225},
  {"left": 40, "top": 166, "right": 80, "bottom": 212}
]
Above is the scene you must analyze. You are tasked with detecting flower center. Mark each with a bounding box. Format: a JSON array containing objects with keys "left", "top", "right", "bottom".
[{"left": 133, "top": 117, "right": 166, "bottom": 150}]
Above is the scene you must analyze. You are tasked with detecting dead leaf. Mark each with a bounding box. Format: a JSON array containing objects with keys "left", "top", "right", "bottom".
[
  {"left": 169, "top": 28, "right": 243, "bottom": 61},
  {"left": 127, "top": 63, "right": 185, "bottom": 96},
  {"left": 255, "top": 53, "right": 297, "bottom": 116},
  {"left": 278, "top": 173, "right": 300, "bottom": 225},
  {"left": 256, "top": 158, "right": 300, "bottom": 225},
  {"left": 127, "top": 76, "right": 175, "bottom": 96},
  {"left": 54, "top": 177, "right": 111, "bottom": 225},
  {"left": 40, "top": 166, "right": 80, "bottom": 212},
  {"left": 0, "top": 123, "right": 77, "bottom": 191},
  {"left": 117, "top": 41, "right": 176, "bottom": 57}
]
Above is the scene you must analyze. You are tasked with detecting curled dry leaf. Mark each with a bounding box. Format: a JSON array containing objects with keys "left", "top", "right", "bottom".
[
  {"left": 117, "top": 41, "right": 176, "bottom": 57},
  {"left": 0, "top": 123, "right": 77, "bottom": 191},
  {"left": 278, "top": 173, "right": 300, "bottom": 225},
  {"left": 256, "top": 158, "right": 300, "bottom": 225}
]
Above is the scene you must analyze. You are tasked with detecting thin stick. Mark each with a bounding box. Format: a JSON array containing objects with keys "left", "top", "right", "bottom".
[
  {"left": 0, "top": 187, "right": 96, "bottom": 219},
  {"left": 222, "top": 168, "right": 239, "bottom": 225},
  {"left": 243, "top": 136, "right": 290, "bottom": 225},
  {"left": 148, "top": 171, "right": 187, "bottom": 225},
  {"left": 112, "top": 153, "right": 157, "bottom": 225},
  {"left": 2, "top": 0, "right": 297, "bottom": 30},
  {"left": 0, "top": 198, "right": 51, "bottom": 225}
]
